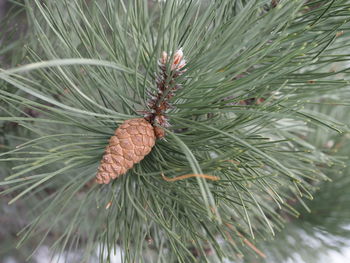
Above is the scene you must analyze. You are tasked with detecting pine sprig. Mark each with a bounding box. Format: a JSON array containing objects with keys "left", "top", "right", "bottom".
[{"left": 1, "top": 0, "right": 350, "bottom": 262}]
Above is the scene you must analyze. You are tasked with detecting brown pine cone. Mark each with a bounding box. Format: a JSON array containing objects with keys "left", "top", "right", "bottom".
[{"left": 96, "top": 118, "right": 156, "bottom": 184}]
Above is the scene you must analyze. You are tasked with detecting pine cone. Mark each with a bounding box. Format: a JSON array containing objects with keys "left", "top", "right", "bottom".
[{"left": 96, "top": 118, "right": 156, "bottom": 184}]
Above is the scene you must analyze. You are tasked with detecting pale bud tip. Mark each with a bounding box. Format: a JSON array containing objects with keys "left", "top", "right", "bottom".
[
  {"left": 173, "top": 48, "right": 184, "bottom": 66},
  {"left": 161, "top": 51, "right": 168, "bottom": 64},
  {"left": 160, "top": 48, "right": 186, "bottom": 71}
]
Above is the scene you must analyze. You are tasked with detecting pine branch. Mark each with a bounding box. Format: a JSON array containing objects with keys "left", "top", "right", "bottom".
[{"left": 1, "top": 0, "right": 350, "bottom": 262}]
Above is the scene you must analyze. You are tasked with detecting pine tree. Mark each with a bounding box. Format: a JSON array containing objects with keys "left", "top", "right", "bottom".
[{"left": 1, "top": 0, "right": 350, "bottom": 262}]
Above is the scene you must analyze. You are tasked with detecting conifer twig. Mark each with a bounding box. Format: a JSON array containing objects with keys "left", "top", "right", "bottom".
[
  {"left": 161, "top": 172, "right": 219, "bottom": 182},
  {"left": 144, "top": 49, "right": 186, "bottom": 138}
]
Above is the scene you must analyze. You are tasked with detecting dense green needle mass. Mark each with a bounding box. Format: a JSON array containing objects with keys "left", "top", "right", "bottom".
[{"left": 1, "top": 0, "right": 350, "bottom": 262}]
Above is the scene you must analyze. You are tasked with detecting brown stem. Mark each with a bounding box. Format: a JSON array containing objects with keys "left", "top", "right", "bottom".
[{"left": 161, "top": 172, "right": 219, "bottom": 182}]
